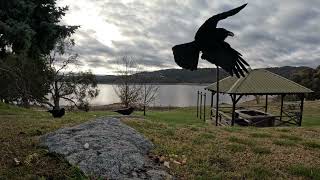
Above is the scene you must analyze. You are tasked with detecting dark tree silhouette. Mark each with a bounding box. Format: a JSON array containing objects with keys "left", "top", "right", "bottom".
[
  {"left": 172, "top": 3, "right": 250, "bottom": 77},
  {"left": 0, "top": 0, "right": 78, "bottom": 107}
]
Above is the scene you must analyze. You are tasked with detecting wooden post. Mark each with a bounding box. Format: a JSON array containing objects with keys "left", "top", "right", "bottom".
[
  {"left": 280, "top": 94, "right": 285, "bottom": 121},
  {"left": 197, "top": 91, "right": 199, "bottom": 118},
  {"left": 215, "top": 66, "right": 220, "bottom": 126},
  {"left": 231, "top": 94, "right": 236, "bottom": 126},
  {"left": 210, "top": 91, "right": 214, "bottom": 117},
  {"left": 265, "top": 95, "right": 268, "bottom": 113},
  {"left": 204, "top": 93, "right": 206, "bottom": 122},
  {"left": 200, "top": 92, "right": 202, "bottom": 119},
  {"left": 299, "top": 94, "right": 305, "bottom": 126},
  {"left": 230, "top": 94, "right": 243, "bottom": 126}
]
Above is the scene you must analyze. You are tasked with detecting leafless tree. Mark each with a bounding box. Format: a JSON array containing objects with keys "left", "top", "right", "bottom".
[
  {"left": 139, "top": 84, "right": 159, "bottom": 116},
  {"left": 113, "top": 56, "right": 142, "bottom": 107},
  {"left": 45, "top": 38, "right": 99, "bottom": 111},
  {"left": 113, "top": 56, "right": 159, "bottom": 114}
]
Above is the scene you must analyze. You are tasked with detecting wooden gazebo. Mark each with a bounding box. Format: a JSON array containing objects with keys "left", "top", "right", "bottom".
[{"left": 205, "top": 69, "right": 313, "bottom": 127}]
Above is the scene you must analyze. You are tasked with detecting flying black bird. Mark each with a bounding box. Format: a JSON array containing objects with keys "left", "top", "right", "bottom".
[
  {"left": 172, "top": 3, "right": 249, "bottom": 77},
  {"left": 114, "top": 107, "right": 135, "bottom": 115},
  {"left": 48, "top": 108, "right": 65, "bottom": 118}
]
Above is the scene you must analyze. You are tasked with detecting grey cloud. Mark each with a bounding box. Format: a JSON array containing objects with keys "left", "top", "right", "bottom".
[{"left": 64, "top": 0, "right": 320, "bottom": 74}]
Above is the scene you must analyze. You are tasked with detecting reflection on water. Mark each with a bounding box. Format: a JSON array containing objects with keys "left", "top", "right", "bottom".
[
  {"left": 88, "top": 84, "right": 254, "bottom": 107},
  {"left": 90, "top": 84, "right": 120, "bottom": 106}
]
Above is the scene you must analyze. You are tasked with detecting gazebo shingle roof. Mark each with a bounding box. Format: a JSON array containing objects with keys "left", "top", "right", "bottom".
[{"left": 205, "top": 69, "right": 313, "bottom": 95}]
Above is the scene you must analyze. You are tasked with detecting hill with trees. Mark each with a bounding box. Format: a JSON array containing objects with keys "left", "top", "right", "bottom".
[{"left": 96, "top": 66, "right": 313, "bottom": 84}]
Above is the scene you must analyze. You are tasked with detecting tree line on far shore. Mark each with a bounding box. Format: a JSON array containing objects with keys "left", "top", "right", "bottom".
[{"left": 96, "top": 66, "right": 320, "bottom": 100}]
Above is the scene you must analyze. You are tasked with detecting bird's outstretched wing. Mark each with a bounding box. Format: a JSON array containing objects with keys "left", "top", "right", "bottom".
[
  {"left": 201, "top": 42, "right": 249, "bottom": 77},
  {"left": 172, "top": 41, "right": 200, "bottom": 71},
  {"left": 200, "top": 3, "right": 247, "bottom": 29}
]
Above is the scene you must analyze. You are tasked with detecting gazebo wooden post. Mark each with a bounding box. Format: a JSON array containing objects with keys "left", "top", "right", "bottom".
[
  {"left": 280, "top": 94, "right": 285, "bottom": 121},
  {"left": 204, "top": 93, "right": 206, "bottom": 122},
  {"left": 265, "top": 95, "right": 268, "bottom": 113},
  {"left": 215, "top": 66, "right": 220, "bottom": 126},
  {"left": 299, "top": 93, "right": 305, "bottom": 126},
  {"left": 197, "top": 91, "right": 199, "bottom": 118},
  {"left": 231, "top": 94, "right": 243, "bottom": 126},
  {"left": 210, "top": 91, "right": 214, "bottom": 118},
  {"left": 200, "top": 92, "right": 203, "bottom": 119},
  {"left": 210, "top": 91, "right": 214, "bottom": 117},
  {"left": 231, "top": 94, "right": 236, "bottom": 126}
]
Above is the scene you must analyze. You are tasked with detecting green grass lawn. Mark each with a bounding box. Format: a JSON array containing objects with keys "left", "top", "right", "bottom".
[
  {"left": 0, "top": 101, "right": 320, "bottom": 179},
  {"left": 125, "top": 101, "right": 320, "bottom": 179},
  {"left": 0, "top": 103, "right": 116, "bottom": 179}
]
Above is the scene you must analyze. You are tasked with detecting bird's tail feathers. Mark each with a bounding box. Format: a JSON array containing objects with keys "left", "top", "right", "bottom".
[{"left": 172, "top": 41, "right": 200, "bottom": 71}]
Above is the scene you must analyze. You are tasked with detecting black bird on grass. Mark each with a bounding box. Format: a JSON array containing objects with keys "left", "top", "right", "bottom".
[
  {"left": 48, "top": 108, "right": 65, "bottom": 118},
  {"left": 172, "top": 3, "right": 250, "bottom": 77},
  {"left": 114, "top": 107, "right": 134, "bottom": 115}
]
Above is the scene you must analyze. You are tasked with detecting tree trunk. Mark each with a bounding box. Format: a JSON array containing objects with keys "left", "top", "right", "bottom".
[
  {"left": 21, "top": 97, "right": 30, "bottom": 108},
  {"left": 53, "top": 81, "right": 60, "bottom": 110},
  {"left": 53, "top": 96, "right": 60, "bottom": 110},
  {"left": 143, "top": 105, "right": 146, "bottom": 116},
  {"left": 125, "top": 83, "right": 129, "bottom": 107}
]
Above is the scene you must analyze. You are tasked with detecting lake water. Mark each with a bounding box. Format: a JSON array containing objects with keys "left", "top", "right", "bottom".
[{"left": 87, "top": 84, "right": 254, "bottom": 107}]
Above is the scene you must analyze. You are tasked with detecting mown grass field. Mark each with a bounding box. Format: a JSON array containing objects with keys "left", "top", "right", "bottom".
[
  {"left": 0, "top": 101, "right": 320, "bottom": 179},
  {"left": 126, "top": 104, "right": 320, "bottom": 179},
  {"left": 0, "top": 103, "right": 116, "bottom": 179}
]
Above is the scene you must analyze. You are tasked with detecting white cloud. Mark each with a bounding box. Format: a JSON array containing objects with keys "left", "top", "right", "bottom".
[
  {"left": 58, "top": 0, "right": 125, "bottom": 47},
  {"left": 57, "top": 0, "right": 320, "bottom": 75}
]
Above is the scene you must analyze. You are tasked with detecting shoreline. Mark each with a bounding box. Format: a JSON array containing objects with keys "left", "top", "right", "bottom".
[{"left": 96, "top": 83, "right": 212, "bottom": 86}]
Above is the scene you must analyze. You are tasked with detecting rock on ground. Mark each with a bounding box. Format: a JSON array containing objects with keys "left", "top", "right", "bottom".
[{"left": 40, "top": 117, "right": 172, "bottom": 179}]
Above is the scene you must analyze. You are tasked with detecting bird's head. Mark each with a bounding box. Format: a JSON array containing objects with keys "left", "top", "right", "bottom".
[{"left": 216, "top": 28, "right": 234, "bottom": 40}]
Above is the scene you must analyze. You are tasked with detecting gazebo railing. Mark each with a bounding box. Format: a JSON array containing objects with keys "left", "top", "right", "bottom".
[
  {"left": 210, "top": 103, "right": 302, "bottom": 127},
  {"left": 211, "top": 108, "right": 232, "bottom": 126}
]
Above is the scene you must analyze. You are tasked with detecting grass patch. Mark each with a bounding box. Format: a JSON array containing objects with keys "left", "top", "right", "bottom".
[
  {"left": 199, "top": 132, "right": 215, "bottom": 139},
  {"left": 188, "top": 126, "right": 199, "bottom": 131},
  {"left": 251, "top": 146, "right": 272, "bottom": 154},
  {"left": 225, "top": 144, "right": 246, "bottom": 153},
  {"left": 245, "top": 165, "right": 273, "bottom": 179},
  {"left": 228, "top": 136, "right": 255, "bottom": 146},
  {"left": 135, "top": 107, "right": 206, "bottom": 127},
  {"left": 289, "top": 164, "right": 320, "bottom": 179},
  {"left": 163, "top": 127, "right": 176, "bottom": 136},
  {"left": 222, "top": 127, "right": 243, "bottom": 132},
  {"left": 273, "top": 139, "right": 296, "bottom": 147},
  {"left": 279, "top": 134, "right": 303, "bottom": 141},
  {"left": 192, "top": 136, "right": 208, "bottom": 145},
  {"left": 302, "top": 141, "right": 320, "bottom": 149},
  {"left": 207, "top": 155, "right": 233, "bottom": 170},
  {"left": 249, "top": 132, "right": 272, "bottom": 138},
  {"left": 276, "top": 128, "right": 292, "bottom": 133}
]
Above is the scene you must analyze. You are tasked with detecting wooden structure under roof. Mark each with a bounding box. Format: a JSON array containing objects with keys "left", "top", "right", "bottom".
[{"left": 205, "top": 69, "right": 313, "bottom": 127}]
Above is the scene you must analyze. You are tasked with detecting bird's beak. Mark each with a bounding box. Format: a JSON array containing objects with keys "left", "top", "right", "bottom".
[{"left": 228, "top": 32, "right": 234, "bottom": 37}]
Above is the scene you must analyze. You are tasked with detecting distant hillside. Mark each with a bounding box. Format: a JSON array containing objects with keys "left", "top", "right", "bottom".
[
  {"left": 96, "top": 66, "right": 313, "bottom": 84},
  {"left": 264, "top": 66, "right": 313, "bottom": 79}
]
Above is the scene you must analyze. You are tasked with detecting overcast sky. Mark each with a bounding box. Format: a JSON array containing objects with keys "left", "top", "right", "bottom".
[{"left": 57, "top": 0, "right": 320, "bottom": 75}]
